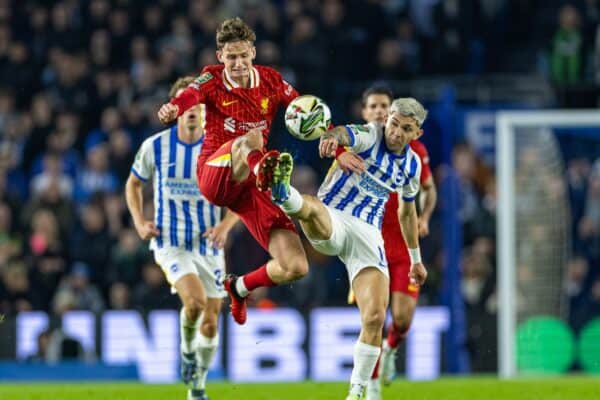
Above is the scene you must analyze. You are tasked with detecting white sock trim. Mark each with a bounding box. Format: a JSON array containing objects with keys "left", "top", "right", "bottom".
[
  {"left": 281, "top": 186, "right": 303, "bottom": 214},
  {"left": 235, "top": 277, "right": 249, "bottom": 297}
]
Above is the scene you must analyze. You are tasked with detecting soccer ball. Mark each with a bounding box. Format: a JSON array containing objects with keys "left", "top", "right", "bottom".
[{"left": 284, "top": 95, "right": 332, "bottom": 141}]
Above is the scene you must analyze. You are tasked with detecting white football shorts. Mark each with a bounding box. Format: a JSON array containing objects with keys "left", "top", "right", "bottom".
[
  {"left": 306, "top": 205, "right": 389, "bottom": 284},
  {"left": 154, "top": 247, "right": 226, "bottom": 298}
]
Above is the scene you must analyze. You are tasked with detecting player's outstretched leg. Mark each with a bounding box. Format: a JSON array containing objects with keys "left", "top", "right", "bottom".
[
  {"left": 223, "top": 274, "right": 247, "bottom": 325},
  {"left": 255, "top": 150, "right": 281, "bottom": 192},
  {"left": 271, "top": 152, "right": 293, "bottom": 204}
]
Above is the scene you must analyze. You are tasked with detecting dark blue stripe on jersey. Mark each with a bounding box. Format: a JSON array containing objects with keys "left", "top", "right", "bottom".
[
  {"left": 374, "top": 139, "right": 386, "bottom": 168},
  {"left": 408, "top": 156, "right": 418, "bottom": 179},
  {"left": 197, "top": 200, "right": 207, "bottom": 255},
  {"left": 168, "top": 126, "right": 177, "bottom": 178},
  {"left": 367, "top": 198, "right": 384, "bottom": 225},
  {"left": 182, "top": 200, "right": 193, "bottom": 251},
  {"left": 379, "top": 154, "right": 397, "bottom": 183},
  {"left": 169, "top": 199, "right": 178, "bottom": 246},
  {"left": 209, "top": 204, "right": 218, "bottom": 255},
  {"left": 130, "top": 167, "right": 148, "bottom": 182},
  {"left": 323, "top": 173, "right": 351, "bottom": 205},
  {"left": 153, "top": 136, "right": 163, "bottom": 248},
  {"left": 183, "top": 143, "right": 193, "bottom": 178},
  {"left": 335, "top": 187, "right": 359, "bottom": 211},
  {"left": 344, "top": 125, "right": 356, "bottom": 147},
  {"left": 352, "top": 195, "right": 372, "bottom": 217}
]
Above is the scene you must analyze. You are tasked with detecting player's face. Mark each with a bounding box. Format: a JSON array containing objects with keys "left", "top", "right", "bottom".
[
  {"left": 217, "top": 41, "right": 256, "bottom": 82},
  {"left": 361, "top": 94, "right": 391, "bottom": 124},
  {"left": 384, "top": 113, "right": 421, "bottom": 152},
  {"left": 176, "top": 88, "right": 203, "bottom": 131}
]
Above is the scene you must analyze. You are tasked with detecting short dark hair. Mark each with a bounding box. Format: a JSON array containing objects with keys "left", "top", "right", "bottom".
[
  {"left": 169, "top": 76, "right": 195, "bottom": 98},
  {"left": 216, "top": 17, "right": 256, "bottom": 50},
  {"left": 361, "top": 85, "right": 394, "bottom": 107}
]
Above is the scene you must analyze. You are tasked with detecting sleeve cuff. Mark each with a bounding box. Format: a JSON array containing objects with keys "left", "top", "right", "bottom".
[
  {"left": 131, "top": 168, "right": 148, "bottom": 182},
  {"left": 345, "top": 125, "right": 356, "bottom": 147},
  {"left": 402, "top": 195, "right": 416, "bottom": 202}
]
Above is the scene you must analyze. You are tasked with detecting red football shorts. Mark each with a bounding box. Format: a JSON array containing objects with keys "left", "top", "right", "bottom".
[
  {"left": 385, "top": 238, "right": 420, "bottom": 299},
  {"left": 197, "top": 140, "right": 296, "bottom": 250}
]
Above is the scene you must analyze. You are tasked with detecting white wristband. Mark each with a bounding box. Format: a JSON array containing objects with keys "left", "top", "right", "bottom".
[{"left": 408, "top": 247, "right": 422, "bottom": 265}]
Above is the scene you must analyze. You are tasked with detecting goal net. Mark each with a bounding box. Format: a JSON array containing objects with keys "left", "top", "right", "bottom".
[{"left": 496, "top": 111, "right": 600, "bottom": 377}]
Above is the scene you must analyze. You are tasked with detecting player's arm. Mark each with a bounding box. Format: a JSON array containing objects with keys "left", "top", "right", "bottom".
[
  {"left": 158, "top": 71, "right": 212, "bottom": 124},
  {"left": 398, "top": 156, "right": 427, "bottom": 286},
  {"left": 319, "top": 124, "right": 376, "bottom": 159},
  {"left": 125, "top": 174, "right": 159, "bottom": 240},
  {"left": 334, "top": 146, "right": 366, "bottom": 174},
  {"left": 397, "top": 199, "right": 427, "bottom": 286},
  {"left": 418, "top": 176, "right": 437, "bottom": 237},
  {"left": 203, "top": 209, "right": 240, "bottom": 249}
]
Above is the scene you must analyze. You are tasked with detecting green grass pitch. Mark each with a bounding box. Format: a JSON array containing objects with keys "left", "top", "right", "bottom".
[{"left": 1, "top": 377, "right": 598, "bottom": 400}]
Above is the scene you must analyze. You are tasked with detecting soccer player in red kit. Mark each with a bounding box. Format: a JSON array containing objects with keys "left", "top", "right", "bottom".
[
  {"left": 337, "top": 87, "right": 437, "bottom": 400},
  {"left": 158, "top": 17, "right": 308, "bottom": 325}
]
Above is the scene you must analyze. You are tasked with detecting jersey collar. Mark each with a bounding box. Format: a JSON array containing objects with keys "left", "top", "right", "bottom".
[{"left": 222, "top": 67, "right": 260, "bottom": 90}]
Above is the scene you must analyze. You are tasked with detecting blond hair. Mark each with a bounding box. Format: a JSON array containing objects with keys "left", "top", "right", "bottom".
[
  {"left": 390, "top": 97, "right": 428, "bottom": 127},
  {"left": 169, "top": 76, "right": 195, "bottom": 98}
]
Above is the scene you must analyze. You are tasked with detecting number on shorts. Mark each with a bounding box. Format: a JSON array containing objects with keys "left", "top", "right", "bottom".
[{"left": 214, "top": 269, "right": 223, "bottom": 288}]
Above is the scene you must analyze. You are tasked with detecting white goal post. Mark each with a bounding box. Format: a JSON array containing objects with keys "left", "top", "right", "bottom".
[{"left": 496, "top": 110, "right": 600, "bottom": 378}]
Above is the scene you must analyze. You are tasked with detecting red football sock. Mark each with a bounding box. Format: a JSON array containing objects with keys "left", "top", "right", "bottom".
[
  {"left": 242, "top": 264, "right": 276, "bottom": 291},
  {"left": 371, "top": 352, "right": 381, "bottom": 379},
  {"left": 387, "top": 323, "right": 409, "bottom": 349},
  {"left": 246, "top": 150, "right": 264, "bottom": 175}
]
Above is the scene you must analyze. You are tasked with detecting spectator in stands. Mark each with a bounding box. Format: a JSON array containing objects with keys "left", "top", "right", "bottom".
[
  {"left": 108, "top": 281, "right": 131, "bottom": 310},
  {"left": 132, "top": 262, "right": 179, "bottom": 311},
  {"left": 74, "top": 142, "right": 118, "bottom": 203},
  {"left": 27, "top": 208, "right": 67, "bottom": 311},
  {"left": 52, "top": 262, "right": 105, "bottom": 315},
  {"left": 70, "top": 202, "right": 112, "bottom": 288},
  {"left": 550, "top": 5, "right": 583, "bottom": 85},
  {"left": 0, "top": 261, "right": 32, "bottom": 316}
]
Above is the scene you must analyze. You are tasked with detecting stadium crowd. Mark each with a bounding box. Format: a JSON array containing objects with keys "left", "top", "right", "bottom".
[{"left": 0, "top": 0, "right": 598, "bottom": 371}]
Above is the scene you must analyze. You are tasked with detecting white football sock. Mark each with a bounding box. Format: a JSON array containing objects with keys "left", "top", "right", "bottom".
[
  {"left": 196, "top": 333, "right": 219, "bottom": 389},
  {"left": 350, "top": 341, "right": 381, "bottom": 395},
  {"left": 280, "top": 186, "right": 303, "bottom": 214},
  {"left": 180, "top": 307, "right": 200, "bottom": 354},
  {"left": 235, "top": 277, "right": 249, "bottom": 298}
]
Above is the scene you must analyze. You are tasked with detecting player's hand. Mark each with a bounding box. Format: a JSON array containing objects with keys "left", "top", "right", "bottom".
[
  {"left": 337, "top": 151, "right": 365, "bottom": 174},
  {"left": 204, "top": 222, "right": 232, "bottom": 249},
  {"left": 158, "top": 103, "right": 179, "bottom": 124},
  {"left": 409, "top": 262, "right": 427, "bottom": 286},
  {"left": 134, "top": 220, "right": 160, "bottom": 240},
  {"left": 319, "top": 136, "right": 339, "bottom": 158},
  {"left": 418, "top": 217, "right": 430, "bottom": 237}
]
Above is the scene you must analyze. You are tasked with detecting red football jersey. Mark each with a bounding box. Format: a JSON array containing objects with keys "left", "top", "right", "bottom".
[
  {"left": 170, "top": 64, "right": 299, "bottom": 165},
  {"left": 382, "top": 139, "right": 432, "bottom": 256}
]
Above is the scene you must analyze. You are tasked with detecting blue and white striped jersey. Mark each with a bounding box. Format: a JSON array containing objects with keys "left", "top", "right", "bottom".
[
  {"left": 131, "top": 125, "right": 222, "bottom": 255},
  {"left": 317, "top": 122, "right": 421, "bottom": 229}
]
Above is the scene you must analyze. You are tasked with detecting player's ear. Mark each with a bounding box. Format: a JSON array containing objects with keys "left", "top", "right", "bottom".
[
  {"left": 415, "top": 128, "right": 424, "bottom": 139},
  {"left": 250, "top": 45, "right": 256, "bottom": 60},
  {"left": 216, "top": 50, "right": 223, "bottom": 64}
]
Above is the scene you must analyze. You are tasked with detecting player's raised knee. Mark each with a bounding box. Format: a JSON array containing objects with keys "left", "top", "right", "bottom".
[
  {"left": 281, "top": 256, "right": 309, "bottom": 281},
  {"left": 243, "top": 128, "right": 264, "bottom": 149}
]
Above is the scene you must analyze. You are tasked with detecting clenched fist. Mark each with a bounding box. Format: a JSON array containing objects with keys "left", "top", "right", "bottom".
[
  {"left": 158, "top": 103, "right": 179, "bottom": 124},
  {"left": 409, "top": 262, "right": 427, "bottom": 287}
]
